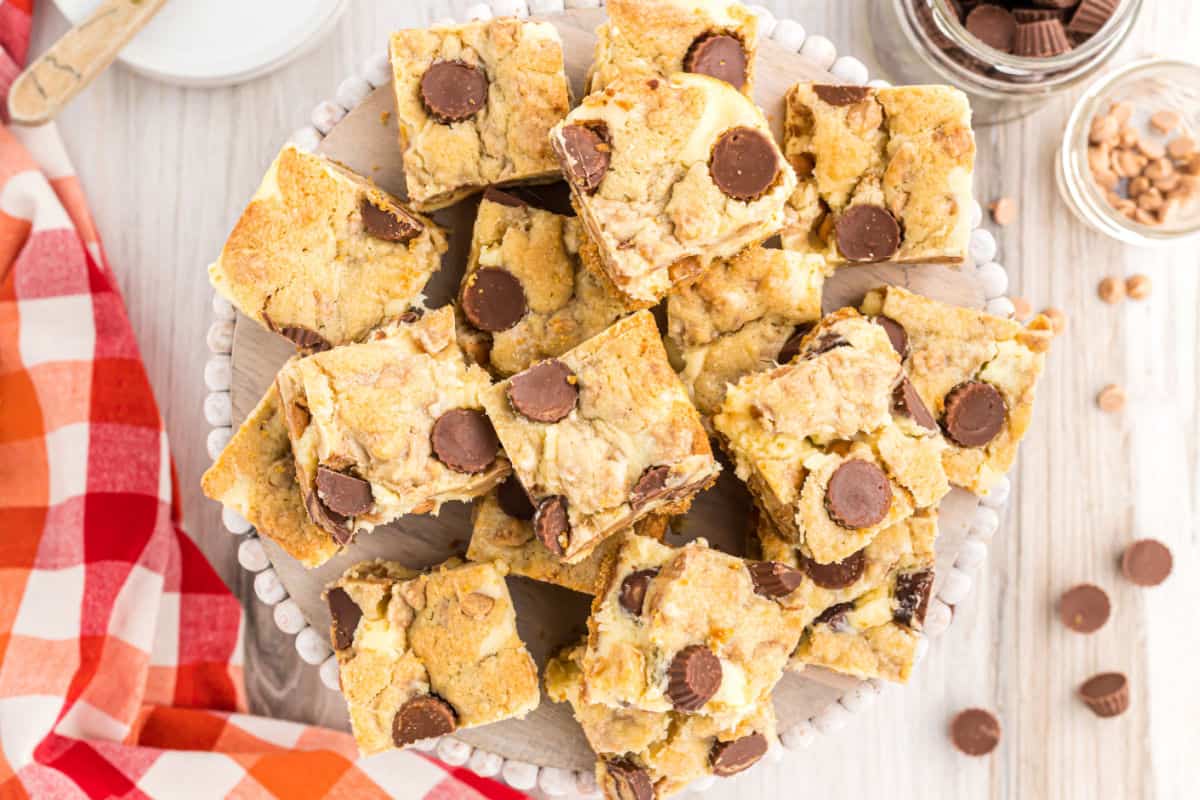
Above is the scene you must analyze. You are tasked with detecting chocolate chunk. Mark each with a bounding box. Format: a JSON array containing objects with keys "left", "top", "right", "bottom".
[
  {"left": 894, "top": 569, "right": 935, "bottom": 628},
  {"left": 710, "top": 127, "right": 781, "bottom": 201},
  {"left": 747, "top": 561, "right": 805, "bottom": 598},
  {"left": 431, "top": 408, "right": 500, "bottom": 473},
  {"left": 305, "top": 490, "right": 353, "bottom": 545},
  {"left": 557, "top": 124, "right": 611, "bottom": 193},
  {"left": 1058, "top": 584, "right": 1111, "bottom": 633},
  {"left": 361, "top": 199, "right": 422, "bottom": 243},
  {"left": 667, "top": 645, "right": 722, "bottom": 711},
  {"left": 777, "top": 323, "right": 814, "bottom": 364},
  {"left": 534, "top": 496, "right": 570, "bottom": 555},
  {"left": 507, "top": 359, "right": 578, "bottom": 423},
  {"left": 420, "top": 60, "right": 488, "bottom": 123},
  {"left": 874, "top": 315, "right": 909, "bottom": 358},
  {"left": 685, "top": 34, "right": 749, "bottom": 89},
  {"left": 943, "top": 381, "right": 1007, "bottom": 447},
  {"left": 326, "top": 587, "right": 362, "bottom": 651},
  {"left": 893, "top": 378, "right": 938, "bottom": 431},
  {"left": 813, "top": 601, "right": 855, "bottom": 629},
  {"left": 799, "top": 549, "right": 867, "bottom": 589},
  {"left": 276, "top": 326, "right": 331, "bottom": 353},
  {"left": 619, "top": 569, "right": 659, "bottom": 616},
  {"left": 1078, "top": 672, "right": 1130, "bottom": 718},
  {"left": 461, "top": 267, "right": 528, "bottom": 333},
  {"left": 602, "top": 758, "right": 654, "bottom": 800},
  {"left": 316, "top": 466, "right": 374, "bottom": 517},
  {"left": 710, "top": 732, "right": 768, "bottom": 777},
  {"left": 965, "top": 5, "right": 1018, "bottom": 53},
  {"left": 812, "top": 84, "right": 871, "bottom": 106},
  {"left": 630, "top": 466, "right": 671, "bottom": 510},
  {"left": 393, "top": 695, "right": 457, "bottom": 747},
  {"left": 824, "top": 459, "right": 892, "bottom": 530},
  {"left": 835, "top": 204, "right": 902, "bottom": 262},
  {"left": 950, "top": 708, "right": 1002, "bottom": 756},
  {"left": 1120, "top": 539, "right": 1173, "bottom": 587},
  {"left": 497, "top": 475, "right": 536, "bottom": 521}
]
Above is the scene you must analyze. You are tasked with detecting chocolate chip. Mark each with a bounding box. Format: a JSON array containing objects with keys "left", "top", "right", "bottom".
[
  {"left": 893, "top": 378, "right": 938, "bottom": 431},
  {"left": 824, "top": 459, "right": 892, "bottom": 530},
  {"left": 1121, "top": 539, "right": 1173, "bottom": 587},
  {"left": 431, "top": 408, "right": 500, "bottom": 474},
  {"left": 950, "top": 708, "right": 1001, "bottom": 756},
  {"left": 747, "top": 561, "right": 805, "bottom": 598},
  {"left": 799, "top": 549, "right": 866, "bottom": 589},
  {"left": 361, "top": 199, "right": 423, "bottom": 243},
  {"left": 276, "top": 326, "right": 331, "bottom": 353},
  {"left": 507, "top": 360, "right": 578, "bottom": 423},
  {"left": 326, "top": 587, "right": 362, "bottom": 651},
  {"left": 534, "top": 496, "right": 570, "bottom": 555},
  {"left": 393, "top": 695, "right": 457, "bottom": 747},
  {"left": 710, "top": 127, "right": 781, "bottom": 202},
  {"left": 557, "top": 124, "right": 611, "bottom": 193},
  {"left": 874, "top": 315, "right": 909, "bottom": 358},
  {"left": 894, "top": 569, "right": 935, "bottom": 628},
  {"left": 835, "top": 204, "right": 902, "bottom": 262},
  {"left": 813, "top": 84, "right": 871, "bottom": 106},
  {"left": 710, "top": 732, "right": 768, "bottom": 777},
  {"left": 667, "top": 645, "right": 722, "bottom": 711},
  {"left": 497, "top": 475, "right": 536, "bottom": 521},
  {"left": 1078, "top": 672, "right": 1130, "bottom": 718},
  {"left": 420, "top": 60, "right": 488, "bottom": 123},
  {"left": 305, "top": 490, "right": 353, "bottom": 544},
  {"left": 619, "top": 569, "right": 659, "bottom": 616},
  {"left": 1059, "top": 584, "right": 1111, "bottom": 634},
  {"left": 461, "top": 267, "right": 528, "bottom": 333},
  {"left": 684, "top": 34, "right": 749, "bottom": 89},
  {"left": 814, "top": 601, "right": 855, "bottom": 629},
  {"left": 630, "top": 466, "right": 671, "bottom": 511},
  {"left": 777, "top": 323, "right": 814, "bottom": 364},
  {"left": 316, "top": 466, "right": 374, "bottom": 517},
  {"left": 602, "top": 758, "right": 654, "bottom": 800},
  {"left": 943, "top": 381, "right": 1007, "bottom": 447},
  {"left": 965, "top": 5, "right": 1018, "bottom": 53}
]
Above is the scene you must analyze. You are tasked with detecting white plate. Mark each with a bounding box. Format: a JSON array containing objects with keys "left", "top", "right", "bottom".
[{"left": 51, "top": 0, "right": 350, "bottom": 88}]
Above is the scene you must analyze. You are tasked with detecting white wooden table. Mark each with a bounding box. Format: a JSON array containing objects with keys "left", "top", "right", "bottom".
[{"left": 29, "top": 2, "right": 1198, "bottom": 798}]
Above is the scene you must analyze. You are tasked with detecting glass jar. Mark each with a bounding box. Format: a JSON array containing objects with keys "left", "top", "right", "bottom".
[{"left": 869, "top": 0, "right": 1145, "bottom": 125}]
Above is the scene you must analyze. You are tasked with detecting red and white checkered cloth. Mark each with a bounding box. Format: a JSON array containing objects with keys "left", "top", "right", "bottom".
[{"left": 0, "top": 3, "right": 529, "bottom": 797}]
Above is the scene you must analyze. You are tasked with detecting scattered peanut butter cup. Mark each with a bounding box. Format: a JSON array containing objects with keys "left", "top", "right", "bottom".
[
  {"left": 799, "top": 549, "right": 867, "bottom": 589},
  {"left": 894, "top": 378, "right": 938, "bottom": 431},
  {"left": 619, "top": 569, "right": 660, "bottom": 616},
  {"left": 430, "top": 408, "right": 500, "bottom": 474},
  {"left": 497, "top": 475, "right": 536, "bottom": 521},
  {"left": 667, "top": 645, "right": 723, "bottom": 711},
  {"left": 420, "top": 60, "right": 488, "bottom": 123},
  {"left": 874, "top": 315, "right": 909, "bottom": 358},
  {"left": 835, "top": 205, "right": 902, "bottom": 262},
  {"left": 602, "top": 758, "right": 653, "bottom": 800},
  {"left": 461, "top": 267, "right": 528, "bottom": 333},
  {"left": 813, "top": 601, "right": 855, "bottom": 630},
  {"left": 894, "top": 568, "right": 935, "bottom": 629},
  {"left": 710, "top": 732, "right": 769, "bottom": 777},
  {"left": 1013, "top": 9, "right": 1064, "bottom": 23},
  {"left": 965, "top": 5, "right": 1019, "bottom": 53},
  {"left": 316, "top": 466, "right": 374, "bottom": 517},
  {"left": 534, "top": 495, "right": 570, "bottom": 555},
  {"left": 326, "top": 587, "right": 362, "bottom": 651},
  {"left": 1013, "top": 18, "right": 1073, "bottom": 57},
  {"left": 812, "top": 84, "right": 871, "bottom": 106},
  {"left": 777, "top": 323, "right": 815, "bottom": 364},
  {"left": 1120, "top": 539, "right": 1173, "bottom": 587},
  {"left": 950, "top": 708, "right": 1002, "bottom": 756},
  {"left": 825, "top": 459, "right": 892, "bottom": 530},
  {"left": 685, "top": 33, "right": 749, "bottom": 89},
  {"left": 360, "top": 199, "right": 423, "bottom": 243},
  {"left": 1078, "top": 672, "right": 1130, "bottom": 718},
  {"left": 275, "top": 325, "right": 331, "bottom": 353},
  {"left": 943, "top": 381, "right": 1007, "bottom": 447},
  {"left": 1058, "top": 583, "right": 1111, "bottom": 633},
  {"left": 507, "top": 359, "right": 579, "bottom": 423},
  {"left": 709, "top": 127, "right": 781, "bottom": 201},
  {"left": 1067, "top": 0, "right": 1119, "bottom": 38},
  {"left": 630, "top": 465, "right": 671, "bottom": 510},
  {"left": 747, "top": 561, "right": 805, "bottom": 598},
  {"left": 393, "top": 695, "right": 457, "bottom": 747},
  {"left": 305, "top": 490, "right": 353, "bottom": 544},
  {"left": 557, "top": 123, "right": 611, "bottom": 193}
]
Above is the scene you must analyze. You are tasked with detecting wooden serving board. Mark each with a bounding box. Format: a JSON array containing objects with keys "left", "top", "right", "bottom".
[{"left": 228, "top": 9, "right": 986, "bottom": 771}]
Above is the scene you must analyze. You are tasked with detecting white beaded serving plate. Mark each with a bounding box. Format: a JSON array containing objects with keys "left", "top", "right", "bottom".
[{"left": 203, "top": 2, "right": 1015, "bottom": 795}]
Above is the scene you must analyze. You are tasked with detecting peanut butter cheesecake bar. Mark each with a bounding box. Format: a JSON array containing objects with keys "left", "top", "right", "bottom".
[
  {"left": 588, "top": 0, "right": 759, "bottom": 96},
  {"left": 782, "top": 83, "right": 975, "bottom": 266},
  {"left": 276, "top": 307, "right": 509, "bottom": 544},
  {"left": 208, "top": 145, "right": 447, "bottom": 350},
  {"left": 481, "top": 312, "right": 720, "bottom": 565},
  {"left": 325, "top": 558, "right": 539, "bottom": 754},
  {"left": 551, "top": 72, "right": 797, "bottom": 306},
  {"left": 860, "top": 286, "right": 1054, "bottom": 496},
  {"left": 390, "top": 19, "right": 572, "bottom": 210}
]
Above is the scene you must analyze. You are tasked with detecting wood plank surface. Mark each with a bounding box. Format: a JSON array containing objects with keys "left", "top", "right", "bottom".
[{"left": 28, "top": 0, "right": 1199, "bottom": 797}]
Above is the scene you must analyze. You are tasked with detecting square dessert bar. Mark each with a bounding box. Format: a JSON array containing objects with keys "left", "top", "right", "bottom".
[
  {"left": 481, "top": 311, "right": 720, "bottom": 565},
  {"left": 782, "top": 83, "right": 975, "bottom": 266},
  {"left": 547, "top": 641, "right": 776, "bottom": 799},
  {"left": 390, "top": 19, "right": 572, "bottom": 211},
  {"left": 588, "top": 0, "right": 759, "bottom": 96},
  {"left": 579, "top": 536, "right": 805, "bottom": 726},
  {"left": 468, "top": 476, "right": 670, "bottom": 596},
  {"left": 208, "top": 144, "right": 447, "bottom": 350},
  {"left": 457, "top": 187, "right": 633, "bottom": 378},
  {"left": 201, "top": 386, "right": 341, "bottom": 568},
  {"left": 666, "top": 246, "right": 830, "bottom": 419},
  {"left": 714, "top": 310, "right": 950, "bottom": 565},
  {"left": 275, "top": 307, "right": 509, "bottom": 544},
  {"left": 551, "top": 72, "right": 797, "bottom": 305},
  {"left": 860, "top": 285, "right": 1054, "bottom": 495},
  {"left": 325, "top": 559, "right": 539, "bottom": 754}
]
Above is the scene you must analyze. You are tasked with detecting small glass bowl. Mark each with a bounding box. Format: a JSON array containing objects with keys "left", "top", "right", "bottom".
[{"left": 1057, "top": 58, "right": 1200, "bottom": 246}]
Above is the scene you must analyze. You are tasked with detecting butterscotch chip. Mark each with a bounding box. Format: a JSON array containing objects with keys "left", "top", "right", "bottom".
[
  {"left": 1154, "top": 172, "right": 1181, "bottom": 193},
  {"left": 1118, "top": 125, "right": 1139, "bottom": 148},
  {"left": 1114, "top": 149, "right": 1145, "bottom": 178},
  {"left": 1088, "top": 115, "right": 1119, "bottom": 145},
  {"left": 1150, "top": 110, "right": 1181, "bottom": 134},
  {"left": 1126, "top": 274, "right": 1152, "bottom": 300},
  {"left": 1087, "top": 144, "right": 1110, "bottom": 173},
  {"left": 1143, "top": 158, "right": 1174, "bottom": 182},
  {"left": 1109, "top": 101, "right": 1133, "bottom": 125},
  {"left": 1042, "top": 307, "right": 1067, "bottom": 335},
  {"left": 1167, "top": 135, "right": 1196, "bottom": 160},
  {"left": 1127, "top": 176, "right": 1149, "bottom": 197},
  {"left": 1010, "top": 296, "right": 1032, "bottom": 320},
  {"left": 1096, "top": 384, "right": 1126, "bottom": 413},
  {"left": 1137, "top": 188, "right": 1164, "bottom": 212},
  {"left": 1134, "top": 208, "right": 1158, "bottom": 226},
  {"left": 1137, "top": 137, "right": 1166, "bottom": 160},
  {"left": 1093, "top": 169, "right": 1119, "bottom": 191},
  {"left": 1097, "top": 276, "right": 1125, "bottom": 304},
  {"left": 990, "top": 196, "right": 1018, "bottom": 226}
]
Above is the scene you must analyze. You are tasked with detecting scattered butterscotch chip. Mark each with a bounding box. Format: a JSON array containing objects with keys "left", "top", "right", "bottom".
[
  {"left": 1041, "top": 307, "right": 1067, "bottom": 335},
  {"left": 1009, "top": 296, "right": 1032, "bottom": 320},
  {"left": 990, "top": 197, "right": 1018, "bottom": 226},
  {"left": 1097, "top": 276, "right": 1125, "bottom": 304},
  {"left": 1121, "top": 539, "right": 1173, "bottom": 587},
  {"left": 1058, "top": 584, "right": 1111, "bottom": 634},
  {"left": 1096, "top": 384, "right": 1126, "bottom": 413},
  {"left": 1109, "top": 101, "right": 1133, "bottom": 125},
  {"left": 950, "top": 708, "right": 1001, "bottom": 756},
  {"left": 1078, "top": 672, "right": 1130, "bottom": 718},
  {"left": 1150, "top": 110, "right": 1180, "bottom": 134},
  {"left": 1167, "top": 135, "right": 1196, "bottom": 160},
  {"left": 1125, "top": 274, "right": 1151, "bottom": 300}
]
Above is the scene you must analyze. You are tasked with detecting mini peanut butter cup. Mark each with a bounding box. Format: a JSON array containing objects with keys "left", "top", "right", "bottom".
[
  {"left": 1067, "top": 0, "right": 1120, "bottom": 38},
  {"left": 534, "top": 496, "right": 570, "bottom": 555},
  {"left": 709, "top": 127, "right": 781, "bottom": 201},
  {"left": 710, "top": 732, "right": 768, "bottom": 776},
  {"left": 667, "top": 645, "right": 722, "bottom": 711},
  {"left": 950, "top": 708, "right": 1002, "bottom": 756},
  {"left": 799, "top": 549, "right": 867, "bottom": 589},
  {"left": 316, "top": 466, "right": 374, "bottom": 517},
  {"left": 326, "top": 587, "right": 362, "bottom": 651},
  {"left": 507, "top": 359, "right": 578, "bottom": 423},
  {"left": 1078, "top": 672, "right": 1130, "bottom": 718},
  {"left": 685, "top": 34, "right": 748, "bottom": 90},
  {"left": 943, "top": 381, "right": 1007, "bottom": 447},
  {"left": 360, "top": 198, "right": 423, "bottom": 243},
  {"left": 1058, "top": 584, "right": 1111, "bottom": 633},
  {"left": 835, "top": 205, "right": 902, "bottom": 262},
  {"left": 812, "top": 84, "right": 871, "bottom": 106},
  {"left": 420, "top": 60, "right": 488, "bottom": 123},
  {"left": 461, "top": 267, "right": 528, "bottom": 333},
  {"left": 1120, "top": 539, "right": 1173, "bottom": 587},
  {"left": 825, "top": 459, "right": 892, "bottom": 530},
  {"left": 747, "top": 561, "right": 805, "bottom": 598},
  {"left": 619, "top": 569, "right": 660, "bottom": 616},
  {"left": 557, "top": 124, "right": 611, "bottom": 193},
  {"left": 894, "top": 568, "right": 935, "bottom": 628},
  {"left": 497, "top": 475, "right": 536, "bottom": 521},
  {"left": 393, "top": 695, "right": 457, "bottom": 747},
  {"left": 630, "top": 465, "right": 672, "bottom": 510},
  {"left": 1013, "top": 19, "right": 1073, "bottom": 57},
  {"left": 965, "top": 5, "right": 1018, "bottom": 52},
  {"left": 430, "top": 408, "right": 500, "bottom": 474},
  {"left": 602, "top": 758, "right": 653, "bottom": 800}
]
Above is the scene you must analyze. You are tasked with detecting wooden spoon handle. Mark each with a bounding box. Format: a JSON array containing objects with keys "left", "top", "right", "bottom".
[{"left": 7, "top": 0, "right": 169, "bottom": 126}]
